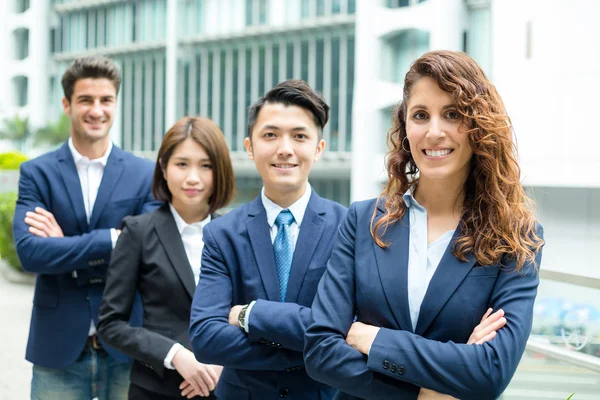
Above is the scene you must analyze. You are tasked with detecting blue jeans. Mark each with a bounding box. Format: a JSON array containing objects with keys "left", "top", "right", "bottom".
[{"left": 31, "top": 346, "right": 131, "bottom": 400}]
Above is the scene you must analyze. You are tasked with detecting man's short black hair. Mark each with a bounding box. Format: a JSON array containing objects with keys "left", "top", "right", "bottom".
[{"left": 247, "top": 79, "right": 330, "bottom": 139}]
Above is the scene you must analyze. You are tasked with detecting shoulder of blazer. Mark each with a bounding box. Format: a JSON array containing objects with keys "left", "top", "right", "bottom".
[{"left": 122, "top": 207, "right": 162, "bottom": 231}]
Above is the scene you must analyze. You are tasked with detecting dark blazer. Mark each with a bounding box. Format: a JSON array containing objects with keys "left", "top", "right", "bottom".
[
  {"left": 98, "top": 205, "right": 218, "bottom": 397},
  {"left": 189, "top": 191, "right": 347, "bottom": 400},
  {"left": 12, "top": 142, "right": 160, "bottom": 369},
  {"left": 304, "top": 199, "right": 544, "bottom": 400}
]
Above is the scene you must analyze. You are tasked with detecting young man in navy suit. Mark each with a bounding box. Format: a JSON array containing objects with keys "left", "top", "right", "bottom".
[
  {"left": 189, "top": 80, "right": 347, "bottom": 400},
  {"left": 12, "top": 56, "right": 160, "bottom": 399}
]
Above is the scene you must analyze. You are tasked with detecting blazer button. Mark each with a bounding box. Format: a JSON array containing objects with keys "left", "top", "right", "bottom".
[
  {"left": 279, "top": 388, "right": 289, "bottom": 397},
  {"left": 398, "top": 365, "right": 406, "bottom": 375},
  {"left": 382, "top": 360, "right": 390, "bottom": 369},
  {"left": 390, "top": 363, "right": 398, "bottom": 373}
]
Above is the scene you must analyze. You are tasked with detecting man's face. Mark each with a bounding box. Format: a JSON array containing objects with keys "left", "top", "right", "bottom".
[
  {"left": 244, "top": 103, "right": 325, "bottom": 201},
  {"left": 62, "top": 78, "right": 117, "bottom": 144}
]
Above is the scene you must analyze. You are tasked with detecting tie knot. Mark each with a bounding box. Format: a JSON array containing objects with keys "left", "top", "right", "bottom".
[{"left": 275, "top": 209, "right": 294, "bottom": 228}]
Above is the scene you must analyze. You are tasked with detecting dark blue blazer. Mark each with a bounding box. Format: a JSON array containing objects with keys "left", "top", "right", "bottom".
[
  {"left": 189, "top": 191, "right": 346, "bottom": 400},
  {"left": 13, "top": 141, "right": 161, "bottom": 369},
  {"left": 304, "top": 199, "right": 544, "bottom": 400}
]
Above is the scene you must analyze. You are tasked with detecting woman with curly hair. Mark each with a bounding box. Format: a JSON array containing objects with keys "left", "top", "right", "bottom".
[{"left": 304, "top": 50, "right": 544, "bottom": 400}]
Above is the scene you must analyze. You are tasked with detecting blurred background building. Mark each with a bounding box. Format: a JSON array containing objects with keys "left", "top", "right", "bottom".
[{"left": 1, "top": 1, "right": 599, "bottom": 397}]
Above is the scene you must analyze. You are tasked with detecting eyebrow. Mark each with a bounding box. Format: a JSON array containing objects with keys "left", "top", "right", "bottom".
[
  {"left": 76, "top": 95, "right": 115, "bottom": 100},
  {"left": 409, "top": 104, "right": 456, "bottom": 112},
  {"left": 172, "top": 156, "right": 211, "bottom": 162},
  {"left": 261, "top": 125, "right": 307, "bottom": 131}
]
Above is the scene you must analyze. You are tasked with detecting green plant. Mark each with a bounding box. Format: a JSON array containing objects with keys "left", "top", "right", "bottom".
[
  {"left": 0, "top": 152, "right": 28, "bottom": 170},
  {"left": 35, "top": 114, "right": 71, "bottom": 146},
  {"left": 567, "top": 394, "right": 575, "bottom": 400},
  {"left": 0, "top": 192, "right": 20, "bottom": 271},
  {"left": 0, "top": 115, "right": 30, "bottom": 152}
]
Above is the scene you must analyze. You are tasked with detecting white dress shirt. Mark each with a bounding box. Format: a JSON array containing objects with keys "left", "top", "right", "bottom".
[
  {"left": 164, "top": 204, "right": 211, "bottom": 369},
  {"left": 68, "top": 138, "right": 118, "bottom": 336},
  {"left": 243, "top": 184, "right": 313, "bottom": 332}
]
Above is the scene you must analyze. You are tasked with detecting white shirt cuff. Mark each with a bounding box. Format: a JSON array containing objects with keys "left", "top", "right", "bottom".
[
  {"left": 244, "top": 300, "right": 257, "bottom": 333},
  {"left": 164, "top": 343, "right": 184, "bottom": 370},
  {"left": 110, "top": 228, "right": 119, "bottom": 249}
]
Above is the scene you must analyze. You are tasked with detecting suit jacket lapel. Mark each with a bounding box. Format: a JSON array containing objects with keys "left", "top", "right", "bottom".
[
  {"left": 415, "top": 230, "right": 476, "bottom": 336},
  {"left": 56, "top": 143, "right": 88, "bottom": 233},
  {"left": 153, "top": 206, "right": 197, "bottom": 299},
  {"left": 373, "top": 202, "right": 414, "bottom": 332},
  {"left": 90, "top": 146, "right": 124, "bottom": 229},
  {"left": 285, "top": 192, "right": 326, "bottom": 303},
  {"left": 246, "top": 197, "right": 280, "bottom": 302}
]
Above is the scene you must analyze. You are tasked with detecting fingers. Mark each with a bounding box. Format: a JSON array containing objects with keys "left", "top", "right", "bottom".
[
  {"left": 27, "top": 226, "right": 48, "bottom": 238},
  {"left": 469, "top": 309, "right": 506, "bottom": 345},
  {"left": 180, "top": 381, "right": 196, "bottom": 398},
  {"left": 25, "top": 209, "right": 63, "bottom": 237},
  {"left": 25, "top": 213, "right": 52, "bottom": 231},
  {"left": 479, "top": 307, "right": 493, "bottom": 324},
  {"left": 35, "top": 207, "right": 58, "bottom": 225},
  {"left": 474, "top": 330, "right": 497, "bottom": 345},
  {"left": 476, "top": 309, "right": 504, "bottom": 332}
]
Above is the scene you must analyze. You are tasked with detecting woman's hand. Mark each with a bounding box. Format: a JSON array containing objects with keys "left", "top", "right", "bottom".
[
  {"left": 418, "top": 308, "right": 507, "bottom": 399},
  {"left": 468, "top": 308, "right": 506, "bottom": 345},
  {"left": 173, "top": 348, "right": 219, "bottom": 398}
]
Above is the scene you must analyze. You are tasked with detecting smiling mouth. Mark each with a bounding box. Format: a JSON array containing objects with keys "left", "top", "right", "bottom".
[
  {"left": 423, "top": 149, "right": 453, "bottom": 157},
  {"left": 272, "top": 164, "right": 297, "bottom": 169}
]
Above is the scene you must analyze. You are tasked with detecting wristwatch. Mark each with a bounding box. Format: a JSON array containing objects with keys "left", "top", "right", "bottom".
[{"left": 238, "top": 304, "right": 249, "bottom": 331}]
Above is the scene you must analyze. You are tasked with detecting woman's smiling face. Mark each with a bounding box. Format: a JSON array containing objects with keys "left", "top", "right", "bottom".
[{"left": 405, "top": 76, "right": 473, "bottom": 185}]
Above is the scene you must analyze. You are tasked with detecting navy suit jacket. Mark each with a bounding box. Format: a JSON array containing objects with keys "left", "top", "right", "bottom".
[
  {"left": 189, "top": 191, "right": 347, "bottom": 400},
  {"left": 305, "top": 198, "right": 544, "bottom": 400},
  {"left": 13, "top": 141, "right": 161, "bottom": 369}
]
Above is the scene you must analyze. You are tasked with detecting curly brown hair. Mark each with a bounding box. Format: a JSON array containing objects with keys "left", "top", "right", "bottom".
[{"left": 372, "top": 50, "right": 543, "bottom": 271}]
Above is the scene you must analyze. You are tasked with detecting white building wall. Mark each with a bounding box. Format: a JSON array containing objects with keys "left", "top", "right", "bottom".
[{"left": 492, "top": 0, "right": 600, "bottom": 188}]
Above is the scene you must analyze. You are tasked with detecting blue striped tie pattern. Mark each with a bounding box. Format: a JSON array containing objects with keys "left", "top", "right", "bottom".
[{"left": 274, "top": 209, "right": 295, "bottom": 302}]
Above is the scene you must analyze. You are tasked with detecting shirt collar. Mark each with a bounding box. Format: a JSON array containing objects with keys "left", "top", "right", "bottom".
[
  {"left": 169, "top": 203, "right": 211, "bottom": 234},
  {"left": 261, "top": 184, "right": 312, "bottom": 228},
  {"left": 68, "top": 137, "right": 113, "bottom": 167},
  {"left": 402, "top": 186, "right": 425, "bottom": 211}
]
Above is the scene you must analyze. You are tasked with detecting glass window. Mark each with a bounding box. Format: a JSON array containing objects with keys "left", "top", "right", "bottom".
[
  {"left": 317, "top": 0, "right": 325, "bottom": 16},
  {"left": 332, "top": 0, "right": 341, "bottom": 14},
  {"left": 13, "top": 76, "right": 28, "bottom": 107},
  {"left": 13, "top": 28, "right": 29, "bottom": 60},
  {"left": 347, "top": 0, "right": 356, "bottom": 14},
  {"left": 286, "top": 42, "right": 294, "bottom": 79},
  {"left": 346, "top": 35, "right": 355, "bottom": 149},
  {"left": 301, "top": 0, "right": 309, "bottom": 19},
  {"left": 466, "top": 6, "right": 491, "bottom": 75},
  {"left": 330, "top": 36, "right": 340, "bottom": 150},
  {"left": 382, "top": 29, "right": 429, "bottom": 84},
  {"left": 15, "top": 0, "right": 30, "bottom": 13},
  {"left": 301, "top": 40, "right": 309, "bottom": 81}
]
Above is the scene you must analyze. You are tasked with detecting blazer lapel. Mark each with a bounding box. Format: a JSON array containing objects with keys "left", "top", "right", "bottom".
[
  {"left": 415, "top": 230, "right": 476, "bottom": 336},
  {"left": 89, "top": 146, "right": 124, "bottom": 229},
  {"left": 56, "top": 143, "right": 88, "bottom": 233},
  {"left": 373, "top": 203, "right": 414, "bottom": 332},
  {"left": 153, "top": 206, "right": 197, "bottom": 299},
  {"left": 246, "top": 197, "right": 280, "bottom": 302},
  {"left": 285, "top": 192, "right": 326, "bottom": 303}
]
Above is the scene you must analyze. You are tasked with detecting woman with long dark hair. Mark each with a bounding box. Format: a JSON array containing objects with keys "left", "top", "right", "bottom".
[{"left": 305, "top": 51, "right": 544, "bottom": 399}]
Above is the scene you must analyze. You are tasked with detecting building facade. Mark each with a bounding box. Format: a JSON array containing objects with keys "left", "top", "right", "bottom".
[{"left": 1, "top": 0, "right": 600, "bottom": 271}]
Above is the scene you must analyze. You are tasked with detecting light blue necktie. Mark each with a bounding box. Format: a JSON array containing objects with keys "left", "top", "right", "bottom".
[{"left": 274, "top": 209, "right": 295, "bottom": 302}]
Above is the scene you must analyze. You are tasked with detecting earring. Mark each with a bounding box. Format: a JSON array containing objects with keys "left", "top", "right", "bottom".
[{"left": 401, "top": 137, "right": 411, "bottom": 153}]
